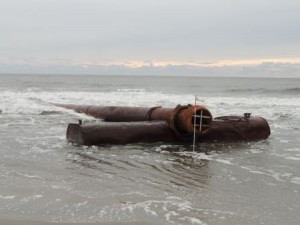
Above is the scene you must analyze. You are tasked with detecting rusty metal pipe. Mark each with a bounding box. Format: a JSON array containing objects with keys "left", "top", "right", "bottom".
[
  {"left": 199, "top": 116, "right": 271, "bottom": 142},
  {"left": 66, "top": 116, "right": 270, "bottom": 146},
  {"left": 54, "top": 103, "right": 213, "bottom": 136},
  {"left": 67, "top": 121, "right": 177, "bottom": 145}
]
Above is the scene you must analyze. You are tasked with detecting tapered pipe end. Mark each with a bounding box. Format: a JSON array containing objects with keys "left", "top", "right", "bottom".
[{"left": 66, "top": 123, "right": 85, "bottom": 145}]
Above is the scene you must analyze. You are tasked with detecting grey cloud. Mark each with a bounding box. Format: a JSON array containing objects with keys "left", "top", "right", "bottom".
[{"left": 0, "top": 0, "right": 299, "bottom": 66}]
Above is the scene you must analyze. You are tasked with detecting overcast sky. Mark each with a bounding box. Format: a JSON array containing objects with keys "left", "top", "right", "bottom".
[{"left": 0, "top": 0, "right": 299, "bottom": 75}]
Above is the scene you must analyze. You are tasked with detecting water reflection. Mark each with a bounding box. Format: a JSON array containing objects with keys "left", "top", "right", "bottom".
[
  {"left": 62, "top": 141, "right": 279, "bottom": 224},
  {"left": 65, "top": 143, "right": 214, "bottom": 192}
]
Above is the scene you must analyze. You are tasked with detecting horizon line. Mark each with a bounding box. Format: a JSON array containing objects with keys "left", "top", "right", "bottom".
[{"left": 1, "top": 57, "right": 300, "bottom": 68}]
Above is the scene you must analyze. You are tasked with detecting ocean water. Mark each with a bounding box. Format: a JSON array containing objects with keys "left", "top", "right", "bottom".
[{"left": 0, "top": 74, "right": 300, "bottom": 225}]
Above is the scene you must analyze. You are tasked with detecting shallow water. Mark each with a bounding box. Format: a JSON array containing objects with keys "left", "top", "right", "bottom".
[{"left": 0, "top": 74, "right": 300, "bottom": 225}]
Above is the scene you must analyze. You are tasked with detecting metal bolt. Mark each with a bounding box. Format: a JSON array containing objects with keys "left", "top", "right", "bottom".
[{"left": 244, "top": 113, "right": 251, "bottom": 119}]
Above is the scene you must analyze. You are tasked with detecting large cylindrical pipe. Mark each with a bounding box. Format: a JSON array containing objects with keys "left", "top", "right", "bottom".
[
  {"left": 54, "top": 103, "right": 213, "bottom": 135},
  {"left": 199, "top": 116, "right": 271, "bottom": 142},
  {"left": 67, "top": 121, "right": 177, "bottom": 145},
  {"left": 53, "top": 103, "right": 151, "bottom": 121},
  {"left": 66, "top": 115, "right": 270, "bottom": 146}
]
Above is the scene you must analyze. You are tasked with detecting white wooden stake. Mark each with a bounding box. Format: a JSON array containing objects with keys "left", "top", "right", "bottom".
[{"left": 193, "top": 96, "right": 197, "bottom": 152}]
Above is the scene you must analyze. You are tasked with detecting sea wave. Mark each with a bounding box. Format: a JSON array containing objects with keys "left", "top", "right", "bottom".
[
  {"left": 282, "top": 88, "right": 300, "bottom": 93},
  {"left": 39, "top": 110, "right": 64, "bottom": 115},
  {"left": 116, "top": 88, "right": 146, "bottom": 92},
  {"left": 227, "top": 87, "right": 300, "bottom": 95},
  {"left": 1, "top": 90, "right": 300, "bottom": 119}
]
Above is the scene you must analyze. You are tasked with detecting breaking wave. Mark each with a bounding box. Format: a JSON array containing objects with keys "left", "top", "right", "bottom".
[
  {"left": 227, "top": 87, "right": 300, "bottom": 95},
  {"left": 39, "top": 110, "right": 64, "bottom": 115},
  {"left": 283, "top": 88, "right": 300, "bottom": 93}
]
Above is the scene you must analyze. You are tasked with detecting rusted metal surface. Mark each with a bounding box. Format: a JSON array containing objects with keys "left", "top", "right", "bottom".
[
  {"left": 67, "top": 121, "right": 177, "bottom": 145},
  {"left": 199, "top": 116, "right": 271, "bottom": 142},
  {"left": 66, "top": 115, "right": 270, "bottom": 145},
  {"left": 54, "top": 103, "right": 213, "bottom": 135},
  {"left": 56, "top": 103, "right": 270, "bottom": 145}
]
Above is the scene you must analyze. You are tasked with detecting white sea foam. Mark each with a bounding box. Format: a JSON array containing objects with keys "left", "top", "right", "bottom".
[
  {"left": 1, "top": 90, "right": 300, "bottom": 119},
  {"left": 249, "top": 149, "right": 263, "bottom": 154},
  {"left": 116, "top": 88, "right": 146, "bottom": 92},
  {"left": 284, "top": 148, "right": 300, "bottom": 152},
  {"left": 20, "top": 195, "right": 43, "bottom": 202},
  {"left": 284, "top": 156, "right": 300, "bottom": 161},
  {"left": 193, "top": 153, "right": 215, "bottom": 161},
  {"left": 271, "top": 153, "right": 300, "bottom": 161},
  {"left": 117, "top": 196, "right": 235, "bottom": 224},
  {"left": 16, "top": 172, "right": 42, "bottom": 179},
  {"left": 280, "top": 139, "right": 290, "bottom": 143},
  {"left": 0, "top": 194, "right": 15, "bottom": 199},
  {"left": 165, "top": 211, "right": 180, "bottom": 223},
  {"left": 238, "top": 165, "right": 296, "bottom": 183},
  {"left": 75, "top": 201, "right": 88, "bottom": 208},
  {"left": 291, "top": 177, "right": 300, "bottom": 185},
  {"left": 179, "top": 216, "right": 208, "bottom": 225},
  {"left": 215, "top": 159, "right": 233, "bottom": 165},
  {"left": 120, "top": 198, "right": 194, "bottom": 221}
]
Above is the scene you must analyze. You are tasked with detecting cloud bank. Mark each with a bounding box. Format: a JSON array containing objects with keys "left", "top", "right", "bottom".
[{"left": 1, "top": 59, "right": 299, "bottom": 78}]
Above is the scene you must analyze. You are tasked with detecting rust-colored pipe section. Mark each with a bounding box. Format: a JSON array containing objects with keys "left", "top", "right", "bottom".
[
  {"left": 53, "top": 103, "right": 213, "bottom": 136},
  {"left": 199, "top": 116, "right": 271, "bottom": 142},
  {"left": 66, "top": 115, "right": 270, "bottom": 145},
  {"left": 67, "top": 121, "right": 177, "bottom": 145},
  {"left": 55, "top": 103, "right": 270, "bottom": 145}
]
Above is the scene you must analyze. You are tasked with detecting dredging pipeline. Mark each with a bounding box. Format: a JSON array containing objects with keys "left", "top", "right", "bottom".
[
  {"left": 53, "top": 103, "right": 213, "bottom": 136},
  {"left": 66, "top": 114, "right": 271, "bottom": 145},
  {"left": 199, "top": 115, "right": 271, "bottom": 142},
  {"left": 54, "top": 103, "right": 270, "bottom": 145},
  {"left": 67, "top": 121, "right": 177, "bottom": 145}
]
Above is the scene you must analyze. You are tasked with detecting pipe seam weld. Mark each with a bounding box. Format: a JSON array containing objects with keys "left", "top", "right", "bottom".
[{"left": 145, "top": 106, "right": 162, "bottom": 121}]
